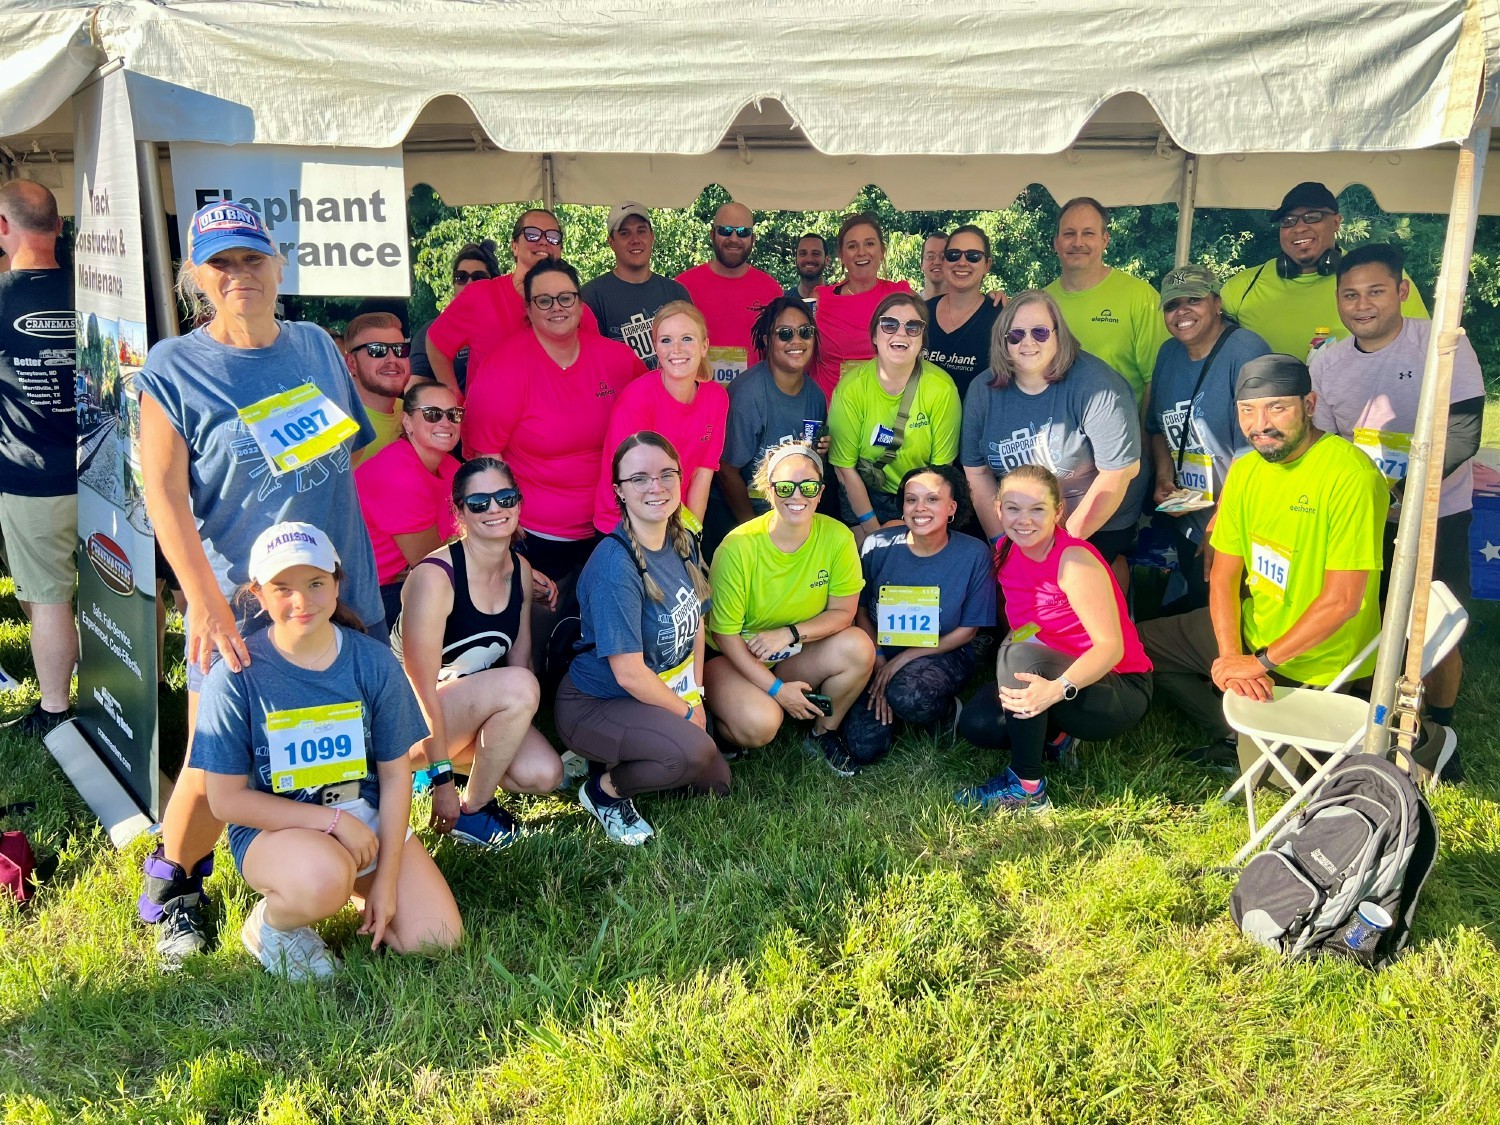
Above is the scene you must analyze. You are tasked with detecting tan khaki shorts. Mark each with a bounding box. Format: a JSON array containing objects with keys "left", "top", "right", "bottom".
[{"left": 0, "top": 492, "right": 77, "bottom": 603}]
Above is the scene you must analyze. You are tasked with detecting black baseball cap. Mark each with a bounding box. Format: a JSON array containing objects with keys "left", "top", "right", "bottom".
[{"left": 1271, "top": 182, "right": 1339, "bottom": 222}]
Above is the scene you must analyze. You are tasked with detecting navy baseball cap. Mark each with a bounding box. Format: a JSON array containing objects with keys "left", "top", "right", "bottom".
[{"left": 188, "top": 201, "right": 276, "bottom": 265}]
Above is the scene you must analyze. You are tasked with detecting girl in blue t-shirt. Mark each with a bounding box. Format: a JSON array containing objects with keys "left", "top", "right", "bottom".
[
  {"left": 554, "top": 431, "right": 728, "bottom": 846},
  {"left": 192, "top": 521, "right": 461, "bottom": 980}
]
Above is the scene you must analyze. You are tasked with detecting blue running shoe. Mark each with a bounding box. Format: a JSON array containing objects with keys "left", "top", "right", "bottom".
[
  {"left": 450, "top": 800, "right": 523, "bottom": 850},
  {"left": 954, "top": 769, "right": 1052, "bottom": 813}
]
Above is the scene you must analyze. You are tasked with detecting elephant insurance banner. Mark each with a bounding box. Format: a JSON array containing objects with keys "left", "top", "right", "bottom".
[
  {"left": 169, "top": 144, "right": 409, "bottom": 297},
  {"left": 73, "top": 67, "right": 159, "bottom": 817}
]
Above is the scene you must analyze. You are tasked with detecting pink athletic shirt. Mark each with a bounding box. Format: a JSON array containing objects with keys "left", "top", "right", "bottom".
[
  {"left": 998, "top": 527, "right": 1151, "bottom": 674},
  {"left": 463, "top": 329, "right": 645, "bottom": 540},
  {"left": 592, "top": 373, "right": 730, "bottom": 533},
  {"left": 674, "top": 262, "right": 785, "bottom": 353},
  {"left": 354, "top": 438, "right": 460, "bottom": 585},
  {"left": 427, "top": 274, "right": 599, "bottom": 389},
  {"left": 810, "top": 278, "right": 913, "bottom": 402}
]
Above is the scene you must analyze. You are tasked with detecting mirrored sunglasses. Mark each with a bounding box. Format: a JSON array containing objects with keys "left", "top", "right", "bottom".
[{"left": 462, "top": 489, "right": 522, "bottom": 513}]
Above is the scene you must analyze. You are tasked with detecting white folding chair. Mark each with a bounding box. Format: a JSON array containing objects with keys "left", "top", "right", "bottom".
[{"left": 1219, "top": 580, "right": 1468, "bottom": 865}]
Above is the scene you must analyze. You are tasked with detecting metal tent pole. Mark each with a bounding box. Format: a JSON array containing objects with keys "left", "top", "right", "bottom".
[
  {"left": 1365, "top": 125, "right": 1490, "bottom": 755},
  {"left": 135, "top": 141, "right": 179, "bottom": 340},
  {"left": 1174, "top": 153, "right": 1198, "bottom": 266}
]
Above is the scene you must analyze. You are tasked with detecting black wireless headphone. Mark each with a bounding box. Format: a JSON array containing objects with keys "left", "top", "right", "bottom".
[{"left": 1276, "top": 246, "right": 1341, "bottom": 280}]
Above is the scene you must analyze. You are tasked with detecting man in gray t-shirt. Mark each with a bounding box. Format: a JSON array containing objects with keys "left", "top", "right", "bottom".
[{"left": 581, "top": 202, "right": 691, "bottom": 369}]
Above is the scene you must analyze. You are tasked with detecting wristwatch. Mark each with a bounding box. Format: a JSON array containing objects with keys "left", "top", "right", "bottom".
[
  {"left": 1058, "top": 676, "right": 1079, "bottom": 701},
  {"left": 1254, "top": 647, "right": 1276, "bottom": 672}
]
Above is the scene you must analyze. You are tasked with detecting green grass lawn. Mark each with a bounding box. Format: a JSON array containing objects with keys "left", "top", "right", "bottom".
[{"left": 1, "top": 570, "right": 1499, "bottom": 1123}]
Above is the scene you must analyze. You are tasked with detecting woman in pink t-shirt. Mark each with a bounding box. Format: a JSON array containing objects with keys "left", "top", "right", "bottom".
[
  {"left": 954, "top": 464, "right": 1153, "bottom": 815},
  {"left": 463, "top": 259, "right": 645, "bottom": 610},
  {"left": 811, "top": 212, "right": 913, "bottom": 401},
  {"left": 593, "top": 301, "right": 728, "bottom": 534},
  {"left": 355, "top": 381, "right": 463, "bottom": 626}
]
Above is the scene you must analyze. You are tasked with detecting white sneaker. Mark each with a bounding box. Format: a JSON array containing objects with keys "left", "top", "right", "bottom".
[
  {"left": 240, "top": 899, "right": 340, "bottom": 981},
  {"left": 579, "top": 784, "right": 654, "bottom": 846}
]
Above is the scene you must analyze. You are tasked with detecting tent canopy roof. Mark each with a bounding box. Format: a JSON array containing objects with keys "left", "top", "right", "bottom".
[{"left": 4, "top": 0, "right": 1500, "bottom": 213}]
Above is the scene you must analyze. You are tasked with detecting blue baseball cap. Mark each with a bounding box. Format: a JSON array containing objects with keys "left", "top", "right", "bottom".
[{"left": 187, "top": 201, "right": 276, "bottom": 265}]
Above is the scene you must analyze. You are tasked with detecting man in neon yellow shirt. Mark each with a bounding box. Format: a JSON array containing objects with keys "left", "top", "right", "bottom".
[
  {"left": 1219, "top": 181, "right": 1428, "bottom": 361},
  {"left": 344, "top": 311, "right": 411, "bottom": 466},
  {"left": 1043, "top": 197, "right": 1168, "bottom": 406},
  {"left": 1138, "top": 354, "right": 1387, "bottom": 771}
]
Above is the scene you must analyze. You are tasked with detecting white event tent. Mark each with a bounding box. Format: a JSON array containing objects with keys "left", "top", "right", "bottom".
[{"left": 3, "top": 0, "right": 1499, "bottom": 795}]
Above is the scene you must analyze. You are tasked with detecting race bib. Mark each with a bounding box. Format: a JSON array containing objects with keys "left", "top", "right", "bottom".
[
  {"left": 744, "top": 631, "right": 801, "bottom": 665},
  {"left": 657, "top": 653, "right": 703, "bottom": 707},
  {"left": 1248, "top": 536, "right": 1292, "bottom": 602},
  {"left": 1010, "top": 622, "right": 1042, "bottom": 643},
  {"left": 679, "top": 507, "right": 703, "bottom": 536},
  {"left": 266, "top": 701, "right": 368, "bottom": 793},
  {"left": 1352, "top": 427, "right": 1411, "bottom": 484},
  {"left": 876, "top": 585, "right": 940, "bottom": 648},
  {"left": 1178, "top": 451, "right": 1215, "bottom": 501},
  {"left": 708, "top": 346, "right": 748, "bottom": 386},
  {"left": 238, "top": 384, "right": 359, "bottom": 476}
]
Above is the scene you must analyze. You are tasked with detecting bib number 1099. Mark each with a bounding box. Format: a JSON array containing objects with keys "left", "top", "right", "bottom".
[{"left": 266, "top": 701, "right": 367, "bottom": 793}]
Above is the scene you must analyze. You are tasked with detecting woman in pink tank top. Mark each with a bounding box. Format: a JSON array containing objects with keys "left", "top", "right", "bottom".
[{"left": 954, "top": 464, "right": 1153, "bottom": 814}]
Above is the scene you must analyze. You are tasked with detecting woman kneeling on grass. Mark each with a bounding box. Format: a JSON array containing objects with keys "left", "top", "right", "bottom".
[
  {"left": 393, "top": 456, "right": 564, "bottom": 851},
  {"left": 705, "top": 445, "right": 875, "bottom": 776},
  {"left": 555, "top": 432, "right": 727, "bottom": 846},
  {"left": 955, "top": 464, "right": 1152, "bottom": 814},
  {"left": 193, "top": 522, "right": 461, "bottom": 979},
  {"left": 844, "top": 464, "right": 995, "bottom": 767}
]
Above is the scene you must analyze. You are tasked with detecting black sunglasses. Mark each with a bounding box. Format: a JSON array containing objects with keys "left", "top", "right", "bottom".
[
  {"left": 944, "top": 249, "right": 987, "bottom": 263},
  {"left": 1275, "top": 210, "right": 1334, "bottom": 229},
  {"left": 348, "top": 342, "right": 411, "bottom": 359},
  {"left": 878, "top": 317, "right": 924, "bottom": 337},
  {"left": 715, "top": 225, "right": 753, "bottom": 238},
  {"left": 1005, "top": 326, "right": 1053, "bottom": 345},
  {"left": 771, "top": 480, "right": 824, "bottom": 499},
  {"left": 774, "top": 325, "right": 817, "bottom": 342},
  {"left": 462, "top": 489, "right": 522, "bottom": 513},
  {"left": 408, "top": 406, "right": 465, "bottom": 424},
  {"left": 519, "top": 226, "right": 563, "bottom": 245},
  {"left": 453, "top": 270, "right": 490, "bottom": 284}
]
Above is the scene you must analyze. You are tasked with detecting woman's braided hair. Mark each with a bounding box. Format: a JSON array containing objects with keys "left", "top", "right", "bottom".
[{"left": 610, "top": 431, "right": 712, "bottom": 604}]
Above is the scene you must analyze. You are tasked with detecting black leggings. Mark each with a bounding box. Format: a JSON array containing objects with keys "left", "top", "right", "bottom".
[
  {"left": 959, "top": 640, "right": 1151, "bottom": 780},
  {"left": 843, "top": 646, "right": 975, "bottom": 765}
]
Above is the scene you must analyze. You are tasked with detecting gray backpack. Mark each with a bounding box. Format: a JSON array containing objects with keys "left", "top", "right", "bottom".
[{"left": 1229, "top": 754, "right": 1438, "bottom": 967}]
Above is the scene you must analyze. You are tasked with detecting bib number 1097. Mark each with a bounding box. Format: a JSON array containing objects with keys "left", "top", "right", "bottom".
[{"left": 268, "top": 407, "right": 333, "bottom": 449}]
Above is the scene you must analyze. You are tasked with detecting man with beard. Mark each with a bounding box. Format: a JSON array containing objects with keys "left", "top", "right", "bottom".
[
  {"left": 343, "top": 311, "right": 412, "bottom": 465},
  {"left": 1138, "top": 354, "right": 1387, "bottom": 772},
  {"left": 1219, "top": 182, "right": 1428, "bottom": 360},
  {"left": 581, "top": 202, "right": 690, "bottom": 370},
  {"left": 785, "top": 232, "right": 827, "bottom": 311},
  {"left": 675, "top": 201, "right": 785, "bottom": 385}
]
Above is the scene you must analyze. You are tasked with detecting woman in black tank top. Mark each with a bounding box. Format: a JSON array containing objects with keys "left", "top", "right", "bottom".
[{"left": 394, "top": 457, "right": 563, "bottom": 850}]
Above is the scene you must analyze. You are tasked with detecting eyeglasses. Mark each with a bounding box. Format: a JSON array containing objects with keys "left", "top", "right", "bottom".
[
  {"left": 519, "top": 226, "right": 563, "bottom": 245},
  {"left": 715, "top": 225, "right": 753, "bottom": 238},
  {"left": 348, "top": 342, "right": 411, "bottom": 359},
  {"left": 462, "top": 489, "right": 522, "bottom": 513},
  {"left": 530, "top": 291, "right": 580, "bottom": 311},
  {"left": 878, "top": 317, "right": 924, "bottom": 337},
  {"left": 408, "top": 406, "right": 465, "bottom": 424},
  {"left": 453, "top": 270, "right": 490, "bottom": 285},
  {"left": 1005, "top": 326, "right": 1053, "bottom": 345},
  {"left": 1276, "top": 210, "right": 1335, "bottom": 229},
  {"left": 771, "top": 479, "right": 824, "bottom": 499},
  {"left": 944, "top": 249, "right": 987, "bottom": 263},
  {"left": 774, "top": 324, "right": 817, "bottom": 342},
  {"left": 617, "top": 469, "right": 683, "bottom": 491}
]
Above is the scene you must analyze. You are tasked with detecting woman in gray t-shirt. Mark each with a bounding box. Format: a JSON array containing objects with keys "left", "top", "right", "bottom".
[{"left": 960, "top": 289, "right": 1144, "bottom": 566}]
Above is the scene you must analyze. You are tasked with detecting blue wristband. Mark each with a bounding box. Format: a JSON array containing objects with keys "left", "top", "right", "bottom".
[
  {"left": 855, "top": 510, "right": 875, "bottom": 524},
  {"left": 768, "top": 678, "right": 784, "bottom": 698},
  {"left": 684, "top": 703, "right": 695, "bottom": 720}
]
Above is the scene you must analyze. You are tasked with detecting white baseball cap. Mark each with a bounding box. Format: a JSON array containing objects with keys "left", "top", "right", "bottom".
[
  {"left": 249, "top": 522, "right": 341, "bottom": 584},
  {"left": 607, "top": 201, "right": 651, "bottom": 235}
]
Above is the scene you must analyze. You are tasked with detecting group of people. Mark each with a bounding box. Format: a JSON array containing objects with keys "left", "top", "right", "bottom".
[{"left": 0, "top": 174, "right": 1482, "bottom": 983}]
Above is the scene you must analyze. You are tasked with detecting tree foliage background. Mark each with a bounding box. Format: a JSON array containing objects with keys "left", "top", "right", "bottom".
[{"left": 301, "top": 181, "right": 1500, "bottom": 387}]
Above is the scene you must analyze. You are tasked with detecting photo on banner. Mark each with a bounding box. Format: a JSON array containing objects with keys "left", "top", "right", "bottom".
[
  {"left": 168, "top": 144, "right": 409, "bottom": 297},
  {"left": 72, "top": 66, "right": 160, "bottom": 818}
]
